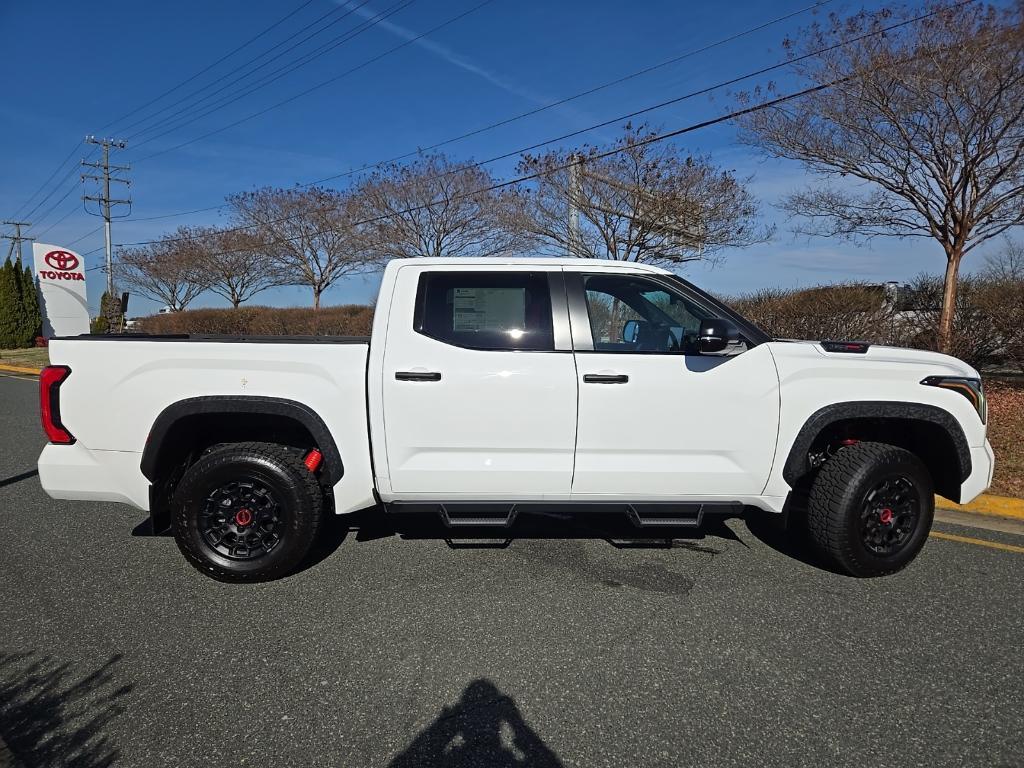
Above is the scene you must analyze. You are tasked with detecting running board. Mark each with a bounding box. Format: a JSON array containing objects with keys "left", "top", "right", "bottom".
[
  {"left": 388, "top": 502, "right": 519, "bottom": 528},
  {"left": 384, "top": 501, "right": 742, "bottom": 528}
]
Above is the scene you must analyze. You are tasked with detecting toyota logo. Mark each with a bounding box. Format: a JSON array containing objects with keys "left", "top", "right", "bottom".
[{"left": 44, "top": 250, "right": 79, "bottom": 271}]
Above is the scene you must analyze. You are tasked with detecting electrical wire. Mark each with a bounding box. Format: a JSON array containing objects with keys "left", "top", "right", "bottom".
[
  {"left": 65, "top": 226, "right": 104, "bottom": 248},
  {"left": 120, "top": 0, "right": 967, "bottom": 249},
  {"left": 132, "top": 0, "right": 499, "bottom": 163},
  {"left": 127, "top": 0, "right": 411, "bottom": 150},
  {"left": 119, "top": 0, "right": 377, "bottom": 140},
  {"left": 121, "top": 78, "right": 845, "bottom": 263},
  {"left": 12, "top": 141, "right": 82, "bottom": 219},
  {"left": 120, "top": 0, "right": 834, "bottom": 223},
  {"left": 97, "top": 0, "right": 320, "bottom": 133}
]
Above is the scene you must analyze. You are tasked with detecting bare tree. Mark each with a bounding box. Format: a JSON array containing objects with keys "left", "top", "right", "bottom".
[
  {"left": 201, "top": 227, "right": 284, "bottom": 308},
  {"left": 516, "top": 123, "right": 769, "bottom": 264},
  {"left": 228, "top": 187, "right": 367, "bottom": 309},
  {"left": 353, "top": 153, "right": 532, "bottom": 259},
  {"left": 737, "top": 2, "right": 1024, "bottom": 352},
  {"left": 981, "top": 237, "right": 1024, "bottom": 282},
  {"left": 115, "top": 227, "right": 210, "bottom": 311}
]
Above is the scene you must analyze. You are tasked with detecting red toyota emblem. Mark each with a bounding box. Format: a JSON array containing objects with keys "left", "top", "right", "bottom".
[{"left": 44, "top": 250, "right": 79, "bottom": 271}]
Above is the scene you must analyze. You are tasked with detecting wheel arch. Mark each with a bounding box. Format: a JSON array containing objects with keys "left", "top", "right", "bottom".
[
  {"left": 141, "top": 396, "right": 344, "bottom": 488},
  {"left": 782, "top": 401, "right": 972, "bottom": 502}
]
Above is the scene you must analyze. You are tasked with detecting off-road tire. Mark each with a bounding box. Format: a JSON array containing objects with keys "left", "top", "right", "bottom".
[
  {"left": 806, "top": 441, "right": 933, "bottom": 577},
  {"left": 171, "top": 442, "right": 322, "bottom": 582}
]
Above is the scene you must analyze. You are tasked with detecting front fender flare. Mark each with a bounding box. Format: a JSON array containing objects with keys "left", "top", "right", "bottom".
[{"left": 782, "top": 401, "right": 971, "bottom": 485}]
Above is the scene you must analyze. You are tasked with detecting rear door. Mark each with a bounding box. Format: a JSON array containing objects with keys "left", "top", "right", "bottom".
[
  {"left": 568, "top": 269, "right": 780, "bottom": 498},
  {"left": 380, "top": 265, "right": 578, "bottom": 497}
]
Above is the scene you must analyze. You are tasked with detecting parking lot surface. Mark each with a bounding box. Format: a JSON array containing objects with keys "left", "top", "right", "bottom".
[{"left": 1, "top": 374, "right": 1022, "bottom": 767}]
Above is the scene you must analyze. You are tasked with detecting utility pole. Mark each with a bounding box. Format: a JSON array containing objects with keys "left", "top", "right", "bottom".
[
  {"left": 568, "top": 154, "right": 582, "bottom": 258},
  {"left": 82, "top": 137, "right": 131, "bottom": 300},
  {"left": 2, "top": 221, "right": 34, "bottom": 263}
]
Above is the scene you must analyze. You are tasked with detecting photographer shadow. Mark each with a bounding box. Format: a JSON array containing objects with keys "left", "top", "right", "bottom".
[{"left": 389, "top": 679, "right": 563, "bottom": 768}]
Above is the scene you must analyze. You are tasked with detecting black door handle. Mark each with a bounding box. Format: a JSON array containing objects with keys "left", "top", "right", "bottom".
[
  {"left": 395, "top": 371, "right": 442, "bottom": 382},
  {"left": 583, "top": 374, "right": 629, "bottom": 384}
]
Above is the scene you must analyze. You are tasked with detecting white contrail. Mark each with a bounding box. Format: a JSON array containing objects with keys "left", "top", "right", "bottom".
[{"left": 338, "top": 1, "right": 551, "bottom": 105}]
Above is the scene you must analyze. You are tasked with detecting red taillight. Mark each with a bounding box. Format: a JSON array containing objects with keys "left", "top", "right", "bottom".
[{"left": 40, "top": 365, "right": 74, "bottom": 444}]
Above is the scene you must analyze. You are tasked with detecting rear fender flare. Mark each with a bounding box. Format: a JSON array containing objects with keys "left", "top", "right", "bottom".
[{"left": 140, "top": 396, "right": 344, "bottom": 486}]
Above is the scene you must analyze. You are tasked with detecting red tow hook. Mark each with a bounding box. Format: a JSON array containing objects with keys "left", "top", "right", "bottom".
[{"left": 304, "top": 449, "right": 323, "bottom": 473}]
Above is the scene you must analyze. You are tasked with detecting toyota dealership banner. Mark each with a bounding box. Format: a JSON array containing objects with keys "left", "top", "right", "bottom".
[{"left": 33, "top": 242, "right": 89, "bottom": 337}]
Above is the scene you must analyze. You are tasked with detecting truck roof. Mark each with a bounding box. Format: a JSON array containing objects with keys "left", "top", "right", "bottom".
[{"left": 383, "top": 257, "right": 672, "bottom": 273}]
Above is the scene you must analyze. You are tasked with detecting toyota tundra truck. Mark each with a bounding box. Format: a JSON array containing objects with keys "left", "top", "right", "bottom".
[{"left": 37, "top": 258, "right": 995, "bottom": 581}]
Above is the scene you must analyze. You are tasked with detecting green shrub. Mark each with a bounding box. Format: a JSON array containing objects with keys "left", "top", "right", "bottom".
[{"left": 136, "top": 304, "right": 375, "bottom": 337}]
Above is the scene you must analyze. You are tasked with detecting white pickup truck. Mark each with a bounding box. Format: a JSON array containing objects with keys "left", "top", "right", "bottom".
[{"left": 37, "top": 258, "right": 994, "bottom": 581}]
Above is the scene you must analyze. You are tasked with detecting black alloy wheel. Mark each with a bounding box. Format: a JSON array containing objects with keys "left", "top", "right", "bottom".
[
  {"left": 806, "top": 441, "right": 934, "bottom": 577},
  {"left": 171, "top": 442, "right": 323, "bottom": 582}
]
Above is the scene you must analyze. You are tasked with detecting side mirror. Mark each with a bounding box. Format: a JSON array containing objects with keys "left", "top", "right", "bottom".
[
  {"left": 697, "top": 318, "right": 739, "bottom": 354},
  {"left": 621, "top": 320, "right": 639, "bottom": 343}
]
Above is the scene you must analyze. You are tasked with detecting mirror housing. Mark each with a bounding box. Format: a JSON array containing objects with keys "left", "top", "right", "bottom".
[
  {"left": 622, "top": 320, "right": 640, "bottom": 343},
  {"left": 697, "top": 318, "right": 739, "bottom": 354}
]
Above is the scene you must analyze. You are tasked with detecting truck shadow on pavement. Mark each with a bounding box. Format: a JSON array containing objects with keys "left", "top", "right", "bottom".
[
  {"left": 0, "top": 651, "right": 131, "bottom": 768},
  {"left": 389, "top": 679, "right": 563, "bottom": 768}
]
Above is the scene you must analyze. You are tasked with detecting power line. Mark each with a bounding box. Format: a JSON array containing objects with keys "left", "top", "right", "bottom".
[
  {"left": 132, "top": 0, "right": 498, "bottom": 163},
  {"left": 118, "top": 0, "right": 375, "bottom": 140},
  {"left": 12, "top": 141, "right": 82, "bottom": 219},
  {"left": 36, "top": 204, "right": 81, "bottom": 238},
  {"left": 21, "top": 148, "right": 95, "bottom": 223},
  {"left": 97, "top": 0, "right": 319, "bottom": 133},
  {"left": 65, "top": 226, "right": 105, "bottom": 248},
  {"left": 29, "top": 174, "right": 81, "bottom": 230},
  {"left": 127, "top": 0, "right": 410, "bottom": 150},
  {"left": 123, "top": 78, "right": 846, "bottom": 263},
  {"left": 121, "top": 0, "right": 961, "bottom": 249},
  {"left": 120, "top": 0, "right": 833, "bottom": 224}
]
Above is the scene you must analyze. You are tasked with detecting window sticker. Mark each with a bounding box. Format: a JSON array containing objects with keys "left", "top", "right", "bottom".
[{"left": 452, "top": 287, "right": 526, "bottom": 332}]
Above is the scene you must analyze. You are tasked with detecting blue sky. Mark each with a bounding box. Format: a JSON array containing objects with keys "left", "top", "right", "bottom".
[{"left": 0, "top": 0, "right": 1007, "bottom": 315}]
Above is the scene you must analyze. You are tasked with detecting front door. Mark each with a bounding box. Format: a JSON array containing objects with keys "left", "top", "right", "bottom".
[
  {"left": 381, "top": 266, "right": 578, "bottom": 497},
  {"left": 568, "top": 270, "right": 780, "bottom": 498}
]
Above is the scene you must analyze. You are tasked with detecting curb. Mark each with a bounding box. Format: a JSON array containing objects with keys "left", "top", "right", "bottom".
[
  {"left": 0, "top": 363, "right": 41, "bottom": 375},
  {"left": 936, "top": 493, "right": 1024, "bottom": 522}
]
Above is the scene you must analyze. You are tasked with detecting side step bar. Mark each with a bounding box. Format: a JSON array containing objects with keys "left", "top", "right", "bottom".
[{"left": 385, "top": 501, "right": 741, "bottom": 529}]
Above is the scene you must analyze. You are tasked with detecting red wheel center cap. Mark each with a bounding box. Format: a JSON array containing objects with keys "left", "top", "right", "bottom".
[
  {"left": 879, "top": 508, "right": 894, "bottom": 525},
  {"left": 235, "top": 508, "right": 254, "bottom": 526}
]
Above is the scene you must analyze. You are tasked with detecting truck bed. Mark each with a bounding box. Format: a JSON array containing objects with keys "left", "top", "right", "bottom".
[{"left": 39, "top": 334, "right": 376, "bottom": 514}]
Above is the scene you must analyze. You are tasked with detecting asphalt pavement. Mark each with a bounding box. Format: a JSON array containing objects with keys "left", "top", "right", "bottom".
[{"left": 1, "top": 373, "right": 1022, "bottom": 768}]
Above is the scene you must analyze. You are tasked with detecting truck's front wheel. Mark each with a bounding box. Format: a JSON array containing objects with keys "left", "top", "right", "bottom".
[
  {"left": 171, "top": 442, "right": 322, "bottom": 582},
  {"left": 806, "top": 441, "right": 934, "bottom": 577}
]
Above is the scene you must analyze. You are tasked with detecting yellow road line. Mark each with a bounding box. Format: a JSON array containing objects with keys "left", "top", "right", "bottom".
[
  {"left": 936, "top": 494, "right": 1024, "bottom": 522},
  {"left": 930, "top": 530, "right": 1024, "bottom": 554},
  {"left": 0, "top": 363, "right": 41, "bottom": 375}
]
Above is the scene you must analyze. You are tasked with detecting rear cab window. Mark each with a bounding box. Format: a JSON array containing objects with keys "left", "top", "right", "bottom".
[{"left": 414, "top": 272, "right": 554, "bottom": 351}]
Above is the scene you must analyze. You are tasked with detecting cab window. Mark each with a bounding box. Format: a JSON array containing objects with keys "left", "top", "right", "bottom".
[
  {"left": 582, "top": 273, "right": 715, "bottom": 353},
  {"left": 414, "top": 271, "right": 554, "bottom": 351}
]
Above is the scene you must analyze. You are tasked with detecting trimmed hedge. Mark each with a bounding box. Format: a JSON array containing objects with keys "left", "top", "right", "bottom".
[
  {"left": 730, "top": 276, "right": 1024, "bottom": 372},
  {"left": 137, "top": 304, "right": 375, "bottom": 337}
]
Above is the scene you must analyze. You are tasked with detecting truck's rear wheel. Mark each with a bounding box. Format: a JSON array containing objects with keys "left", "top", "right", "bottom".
[
  {"left": 171, "top": 442, "right": 322, "bottom": 582},
  {"left": 806, "top": 441, "right": 933, "bottom": 577}
]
